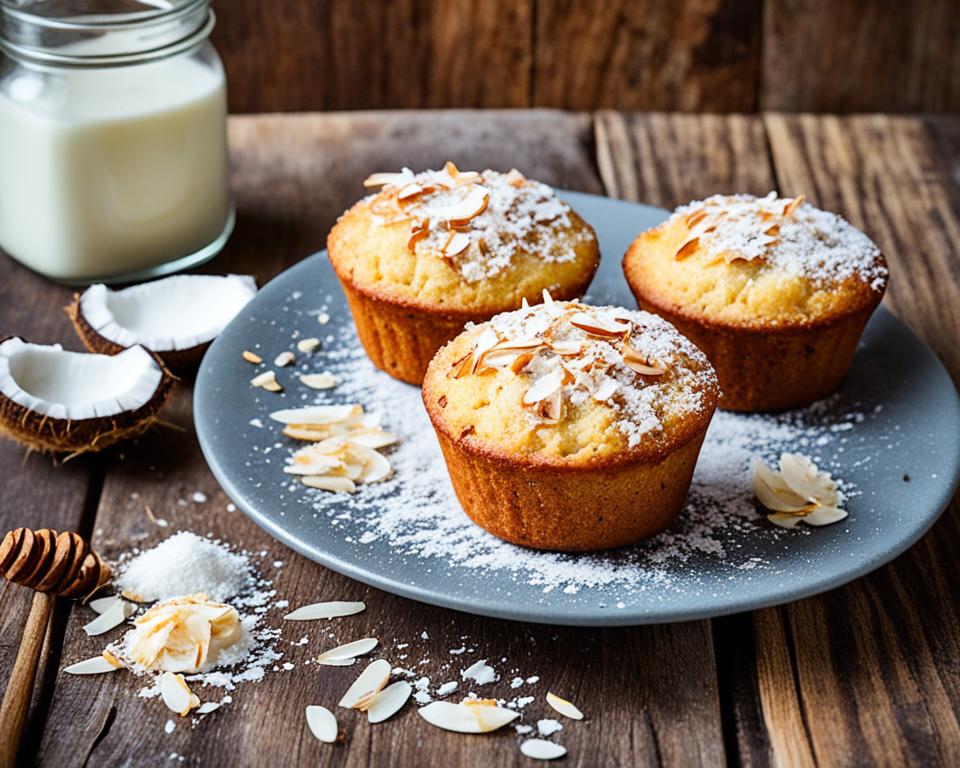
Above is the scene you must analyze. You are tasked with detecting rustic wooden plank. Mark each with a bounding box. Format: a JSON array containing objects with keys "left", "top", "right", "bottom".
[
  {"left": 32, "top": 111, "right": 724, "bottom": 767},
  {"left": 732, "top": 113, "right": 960, "bottom": 766},
  {"left": 0, "top": 256, "right": 102, "bottom": 761},
  {"left": 761, "top": 0, "right": 960, "bottom": 113},
  {"left": 533, "top": 0, "right": 761, "bottom": 112},
  {"left": 212, "top": 0, "right": 533, "bottom": 113}
]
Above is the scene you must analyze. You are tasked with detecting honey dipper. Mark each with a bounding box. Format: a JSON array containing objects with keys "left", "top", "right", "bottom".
[{"left": 0, "top": 529, "right": 110, "bottom": 767}]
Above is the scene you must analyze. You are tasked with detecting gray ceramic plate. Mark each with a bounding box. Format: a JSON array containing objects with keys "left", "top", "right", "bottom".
[{"left": 195, "top": 192, "right": 960, "bottom": 626}]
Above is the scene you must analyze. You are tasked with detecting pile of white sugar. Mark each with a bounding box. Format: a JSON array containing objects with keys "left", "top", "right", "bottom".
[{"left": 116, "top": 531, "right": 252, "bottom": 602}]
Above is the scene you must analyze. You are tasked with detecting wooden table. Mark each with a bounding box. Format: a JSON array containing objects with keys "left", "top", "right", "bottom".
[{"left": 1, "top": 111, "right": 958, "bottom": 767}]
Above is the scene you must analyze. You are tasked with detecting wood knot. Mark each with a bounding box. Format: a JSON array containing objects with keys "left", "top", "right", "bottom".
[{"left": 0, "top": 528, "right": 110, "bottom": 599}]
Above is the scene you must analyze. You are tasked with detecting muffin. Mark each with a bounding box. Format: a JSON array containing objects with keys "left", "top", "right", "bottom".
[
  {"left": 623, "top": 193, "right": 888, "bottom": 412},
  {"left": 422, "top": 296, "right": 719, "bottom": 551},
  {"left": 328, "top": 163, "right": 599, "bottom": 385}
]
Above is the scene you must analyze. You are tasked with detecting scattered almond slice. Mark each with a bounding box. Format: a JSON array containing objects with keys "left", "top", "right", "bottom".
[
  {"left": 196, "top": 702, "right": 221, "bottom": 715},
  {"left": 753, "top": 460, "right": 811, "bottom": 512},
  {"left": 317, "top": 638, "right": 379, "bottom": 665},
  {"left": 160, "top": 672, "right": 200, "bottom": 717},
  {"left": 755, "top": 453, "right": 847, "bottom": 528},
  {"left": 284, "top": 601, "right": 366, "bottom": 621},
  {"left": 783, "top": 194, "right": 805, "bottom": 217},
  {"left": 297, "top": 337, "right": 320, "bottom": 353},
  {"left": 418, "top": 700, "right": 519, "bottom": 734},
  {"left": 366, "top": 680, "right": 413, "bottom": 724},
  {"left": 83, "top": 599, "right": 134, "bottom": 636},
  {"left": 299, "top": 372, "right": 338, "bottom": 390},
  {"left": 802, "top": 507, "right": 849, "bottom": 526},
  {"left": 274, "top": 351, "right": 295, "bottom": 367},
  {"left": 64, "top": 652, "right": 122, "bottom": 675},
  {"left": 545, "top": 692, "right": 584, "bottom": 720},
  {"left": 271, "top": 405, "right": 361, "bottom": 425},
  {"left": 338, "top": 659, "right": 392, "bottom": 709},
  {"left": 521, "top": 739, "right": 567, "bottom": 761},
  {"left": 569, "top": 311, "right": 630, "bottom": 338},
  {"left": 305, "top": 705, "right": 339, "bottom": 743},
  {"left": 242, "top": 350, "right": 262, "bottom": 364},
  {"left": 251, "top": 370, "right": 282, "bottom": 392},
  {"left": 779, "top": 453, "right": 839, "bottom": 507},
  {"left": 89, "top": 595, "right": 123, "bottom": 614}
]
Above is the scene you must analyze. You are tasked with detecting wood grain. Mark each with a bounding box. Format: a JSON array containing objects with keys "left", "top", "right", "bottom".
[
  {"left": 30, "top": 111, "right": 724, "bottom": 767},
  {"left": 739, "top": 113, "right": 960, "bottom": 766},
  {"left": 761, "top": 0, "right": 960, "bottom": 113},
  {"left": 534, "top": 0, "right": 761, "bottom": 112}
]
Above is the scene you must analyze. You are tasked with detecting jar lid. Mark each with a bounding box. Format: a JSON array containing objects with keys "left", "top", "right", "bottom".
[{"left": 0, "top": 0, "right": 214, "bottom": 66}]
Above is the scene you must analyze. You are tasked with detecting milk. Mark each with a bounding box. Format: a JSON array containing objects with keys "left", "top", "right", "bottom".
[{"left": 0, "top": 54, "right": 229, "bottom": 281}]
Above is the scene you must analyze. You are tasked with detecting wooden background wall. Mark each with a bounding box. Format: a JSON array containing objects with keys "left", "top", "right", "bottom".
[{"left": 211, "top": 0, "right": 960, "bottom": 114}]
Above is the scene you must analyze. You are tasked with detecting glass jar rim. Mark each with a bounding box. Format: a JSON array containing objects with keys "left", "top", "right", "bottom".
[{"left": 0, "top": 0, "right": 214, "bottom": 67}]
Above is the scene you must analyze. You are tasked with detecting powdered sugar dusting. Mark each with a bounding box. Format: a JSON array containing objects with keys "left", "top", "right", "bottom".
[{"left": 676, "top": 192, "right": 887, "bottom": 289}]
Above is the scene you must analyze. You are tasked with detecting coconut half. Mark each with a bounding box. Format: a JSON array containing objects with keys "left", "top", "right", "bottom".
[
  {"left": 68, "top": 274, "right": 257, "bottom": 373},
  {"left": 0, "top": 337, "right": 174, "bottom": 454}
]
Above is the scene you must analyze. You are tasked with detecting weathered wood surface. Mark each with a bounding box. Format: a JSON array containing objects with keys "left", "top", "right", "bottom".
[
  {"left": 22, "top": 112, "right": 722, "bottom": 767},
  {"left": 212, "top": 1, "right": 959, "bottom": 114},
  {"left": 1, "top": 111, "right": 959, "bottom": 766}
]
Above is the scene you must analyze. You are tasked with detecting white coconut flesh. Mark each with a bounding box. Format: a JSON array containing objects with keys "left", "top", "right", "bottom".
[
  {"left": 0, "top": 338, "right": 163, "bottom": 420},
  {"left": 79, "top": 274, "right": 257, "bottom": 352}
]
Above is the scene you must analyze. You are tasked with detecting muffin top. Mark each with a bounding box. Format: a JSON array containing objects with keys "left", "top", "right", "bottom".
[
  {"left": 422, "top": 296, "right": 719, "bottom": 467},
  {"left": 623, "top": 193, "right": 888, "bottom": 328},
  {"left": 328, "top": 164, "right": 599, "bottom": 315}
]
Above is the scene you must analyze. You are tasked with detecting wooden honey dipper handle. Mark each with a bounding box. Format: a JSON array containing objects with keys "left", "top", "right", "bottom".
[{"left": 0, "top": 529, "right": 110, "bottom": 768}]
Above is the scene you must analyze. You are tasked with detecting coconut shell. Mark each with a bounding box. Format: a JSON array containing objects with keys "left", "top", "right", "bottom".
[
  {"left": 66, "top": 294, "right": 207, "bottom": 377},
  {"left": 0, "top": 337, "right": 176, "bottom": 455}
]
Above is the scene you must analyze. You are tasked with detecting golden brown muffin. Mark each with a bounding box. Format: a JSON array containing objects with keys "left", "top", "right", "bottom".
[
  {"left": 422, "top": 297, "right": 719, "bottom": 551},
  {"left": 328, "top": 164, "right": 599, "bottom": 385},
  {"left": 623, "top": 193, "right": 888, "bottom": 412}
]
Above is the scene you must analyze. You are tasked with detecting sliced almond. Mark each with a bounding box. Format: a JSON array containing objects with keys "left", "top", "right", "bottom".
[
  {"left": 443, "top": 232, "right": 471, "bottom": 257},
  {"left": 299, "top": 372, "right": 338, "bottom": 390},
  {"left": 470, "top": 327, "right": 501, "bottom": 374},
  {"left": 592, "top": 378, "right": 619, "bottom": 402},
  {"left": 354, "top": 446, "right": 392, "bottom": 484},
  {"left": 430, "top": 185, "right": 489, "bottom": 223},
  {"left": 284, "top": 601, "right": 366, "bottom": 621},
  {"left": 242, "top": 350, "right": 262, "bottom": 364},
  {"left": 363, "top": 170, "right": 414, "bottom": 189},
  {"left": 302, "top": 475, "right": 356, "bottom": 493},
  {"left": 803, "top": 507, "right": 848, "bottom": 526},
  {"left": 685, "top": 209, "right": 709, "bottom": 229},
  {"left": 196, "top": 702, "right": 221, "bottom": 715},
  {"left": 89, "top": 595, "right": 122, "bottom": 614},
  {"left": 768, "top": 512, "right": 804, "bottom": 529},
  {"left": 317, "top": 638, "right": 379, "bottom": 665},
  {"left": 753, "top": 460, "right": 811, "bottom": 512},
  {"left": 417, "top": 701, "right": 519, "bottom": 734},
  {"left": 622, "top": 350, "right": 667, "bottom": 376},
  {"left": 782, "top": 194, "right": 805, "bottom": 217},
  {"left": 274, "top": 351, "right": 295, "bottom": 367},
  {"left": 64, "top": 653, "right": 123, "bottom": 675},
  {"left": 541, "top": 289, "right": 554, "bottom": 305},
  {"left": 547, "top": 339, "right": 582, "bottom": 356},
  {"left": 251, "top": 370, "right": 281, "bottom": 391},
  {"left": 520, "top": 739, "right": 567, "bottom": 760},
  {"left": 569, "top": 312, "right": 630, "bottom": 338},
  {"left": 297, "top": 337, "right": 320, "bottom": 353},
  {"left": 779, "top": 453, "right": 839, "bottom": 507},
  {"left": 366, "top": 681, "right": 413, "bottom": 724},
  {"left": 160, "top": 672, "right": 200, "bottom": 717},
  {"left": 338, "top": 659, "right": 392, "bottom": 709},
  {"left": 675, "top": 238, "right": 700, "bottom": 260},
  {"left": 545, "top": 692, "right": 583, "bottom": 720},
  {"left": 305, "top": 705, "right": 339, "bottom": 743},
  {"left": 523, "top": 370, "right": 564, "bottom": 406}
]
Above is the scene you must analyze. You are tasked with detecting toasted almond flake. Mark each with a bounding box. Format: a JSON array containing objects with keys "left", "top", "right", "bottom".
[
  {"left": 299, "top": 372, "right": 339, "bottom": 390},
  {"left": 675, "top": 237, "right": 700, "bottom": 260},
  {"left": 541, "top": 289, "right": 554, "bottom": 305},
  {"left": 523, "top": 370, "right": 564, "bottom": 406},
  {"left": 302, "top": 476, "right": 356, "bottom": 493},
  {"left": 89, "top": 595, "right": 122, "bottom": 614},
  {"left": 779, "top": 453, "right": 839, "bottom": 507},
  {"left": 592, "top": 378, "right": 619, "bottom": 402},
  {"left": 366, "top": 681, "right": 413, "bottom": 723},
  {"left": 521, "top": 297, "right": 530, "bottom": 309},
  {"left": 160, "top": 672, "right": 200, "bottom": 717},
  {"left": 297, "top": 337, "right": 320, "bottom": 353},
  {"left": 418, "top": 701, "right": 519, "bottom": 734},
  {"left": 753, "top": 460, "right": 811, "bottom": 512},
  {"left": 470, "top": 327, "right": 501, "bottom": 374},
  {"left": 242, "top": 350, "right": 262, "bottom": 364},
  {"left": 83, "top": 599, "right": 134, "bottom": 636},
  {"left": 443, "top": 232, "right": 471, "bottom": 257},
  {"left": 64, "top": 653, "right": 123, "bottom": 675},
  {"left": 364, "top": 170, "right": 414, "bottom": 189},
  {"left": 429, "top": 185, "right": 489, "bottom": 223},
  {"left": 623, "top": 354, "right": 667, "bottom": 376},
  {"left": 196, "top": 702, "right": 221, "bottom": 715},
  {"left": 783, "top": 194, "right": 805, "bottom": 217},
  {"left": 520, "top": 739, "right": 567, "bottom": 760},
  {"left": 547, "top": 339, "right": 581, "bottom": 356},
  {"left": 271, "top": 404, "right": 361, "bottom": 425},
  {"left": 397, "top": 182, "right": 425, "bottom": 200},
  {"left": 284, "top": 601, "right": 366, "bottom": 621},
  {"left": 803, "top": 507, "right": 848, "bottom": 526},
  {"left": 318, "top": 638, "right": 379, "bottom": 664},
  {"left": 685, "top": 209, "right": 708, "bottom": 229},
  {"left": 338, "top": 659, "right": 392, "bottom": 709},
  {"left": 251, "top": 370, "right": 280, "bottom": 390},
  {"left": 768, "top": 512, "right": 804, "bottom": 529},
  {"left": 540, "top": 388, "right": 563, "bottom": 423},
  {"left": 569, "top": 311, "right": 630, "bottom": 338},
  {"left": 305, "top": 705, "right": 339, "bottom": 743},
  {"left": 274, "top": 351, "right": 295, "bottom": 367},
  {"left": 545, "top": 692, "right": 583, "bottom": 720}
]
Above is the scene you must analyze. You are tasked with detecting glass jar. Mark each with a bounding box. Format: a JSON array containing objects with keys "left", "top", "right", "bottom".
[{"left": 0, "top": 0, "right": 233, "bottom": 283}]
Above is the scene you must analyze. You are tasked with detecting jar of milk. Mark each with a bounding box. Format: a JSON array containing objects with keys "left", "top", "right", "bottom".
[{"left": 0, "top": 0, "right": 233, "bottom": 283}]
